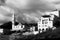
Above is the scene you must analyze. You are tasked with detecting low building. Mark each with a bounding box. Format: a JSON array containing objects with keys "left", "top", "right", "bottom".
[{"left": 12, "top": 23, "right": 25, "bottom": 31}]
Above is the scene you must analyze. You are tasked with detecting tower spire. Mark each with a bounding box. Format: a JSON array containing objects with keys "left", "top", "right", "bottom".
[{"left": 12, "top": 10, "right": 14, "bottom": 29}]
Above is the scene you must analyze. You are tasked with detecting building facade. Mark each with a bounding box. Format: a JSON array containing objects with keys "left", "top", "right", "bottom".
[{"left": 38, "top": 15, "right": 54, "bottom": 32}]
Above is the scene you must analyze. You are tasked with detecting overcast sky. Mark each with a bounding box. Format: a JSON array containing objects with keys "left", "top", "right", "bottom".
[
  {"left": 0, "top": 0, "right": 60, "bottom": 24},
  {"left": 6, "top": 0, "right": 60, "bottom": 11}
]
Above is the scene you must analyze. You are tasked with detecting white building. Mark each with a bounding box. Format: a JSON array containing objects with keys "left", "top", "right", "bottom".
[
  {"left": 45, "top": 11, "right": 59, "bottom": 17},
  {"left": 12, "top": 23, "right": 25, "bottom": 31},
  {"left": 0, "top": 29, "right": 3, "bottom": 33},
  {"left": 30, "top": 26, "right": 35, "bottom": 32},
  {"left": 38, "top": 15, "right": 54, "bottom": 32}
]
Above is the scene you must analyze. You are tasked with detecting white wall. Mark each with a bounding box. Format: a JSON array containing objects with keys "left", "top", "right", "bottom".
[{"left": 45, "top": 11, "right": 59, "bottom": 17}]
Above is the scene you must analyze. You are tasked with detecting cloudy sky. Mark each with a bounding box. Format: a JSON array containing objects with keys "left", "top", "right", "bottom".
[
  {"left": 0, "top": 0, "right": 60, "bottom": 24},
  {"left": 6, "top": 0, "right": 60, "bottom": 11}
]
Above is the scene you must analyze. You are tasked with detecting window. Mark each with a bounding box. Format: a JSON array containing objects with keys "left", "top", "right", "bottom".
[{"left": 44, "top": 21, "right": 48, "bottom": 24}]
